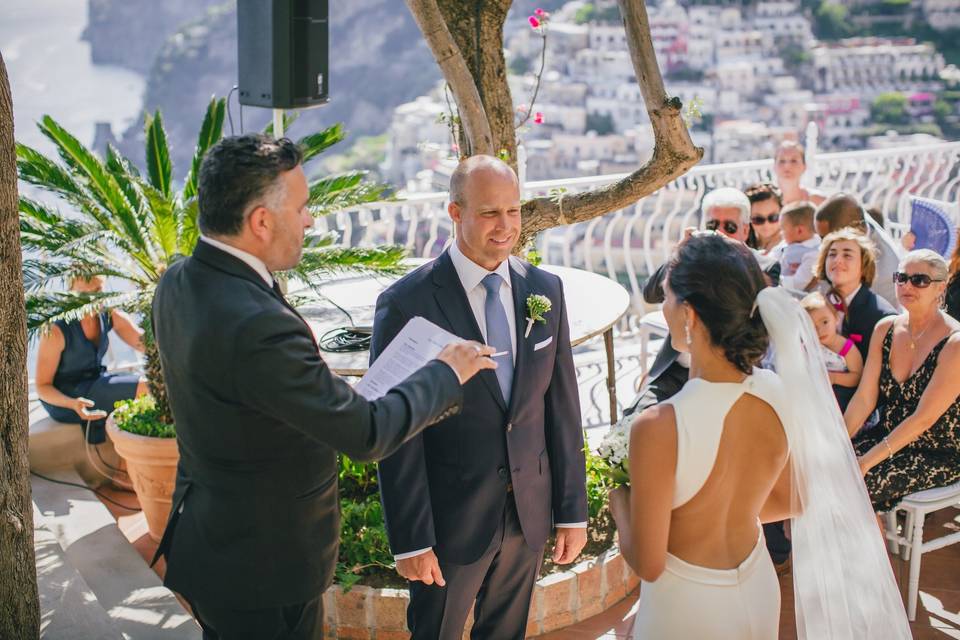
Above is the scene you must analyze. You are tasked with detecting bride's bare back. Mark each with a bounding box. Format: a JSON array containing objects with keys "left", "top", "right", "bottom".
[{"left": 667, "top": 391, "right": 788, "bottom": 569}]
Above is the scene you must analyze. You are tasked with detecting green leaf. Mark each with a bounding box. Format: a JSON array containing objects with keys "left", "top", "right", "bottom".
[
  {"left": 144, "top": 110, "right": 173, "bottom": 198},
  {"left": 298, "top": 124, "right": 345, "bottom": 163},
  {"left": 16, "top": 142, "right": 87, "bottom": 202},
  {"left": 105, "top": 144, "right": 144, "bottom": 212},
  {"left": 182, "top": 97, "right": 226, "bottom": 201},
  {"left": 307, "top": 171, "right": 392, "bottom": 217},
  {"left": 177, "top": 197, "right": 201, "bottom": 257},
  {"left": 141, "top": 183, "right": 179, "bottom": 260}
]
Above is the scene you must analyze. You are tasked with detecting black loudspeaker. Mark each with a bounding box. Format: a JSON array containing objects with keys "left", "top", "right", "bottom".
[{"left": 237, "top": 0, "right": 329, "bottom": 109}]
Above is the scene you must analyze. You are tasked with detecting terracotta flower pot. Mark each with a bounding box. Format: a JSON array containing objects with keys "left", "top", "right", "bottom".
[{"left": 106, "top": 416, "right": 179, "bottom": 542}]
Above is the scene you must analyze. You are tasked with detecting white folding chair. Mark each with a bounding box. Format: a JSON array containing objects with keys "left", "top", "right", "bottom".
[{"left": 883, "top": 481, "right": 960, "bottom": 621}]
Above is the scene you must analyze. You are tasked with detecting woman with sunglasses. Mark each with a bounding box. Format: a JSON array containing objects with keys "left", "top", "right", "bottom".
[
  {"left": 947, "top": 232, "right": 960, "bottom": 321},
  {"left": 845, "top": 249, "right": 960, "bottom": 514},
  {"left": 814, "top": 228, "right": 896, "bottom": 363},
  {"left": 744, "top": 183, "right": 784, "bottom": 256}
]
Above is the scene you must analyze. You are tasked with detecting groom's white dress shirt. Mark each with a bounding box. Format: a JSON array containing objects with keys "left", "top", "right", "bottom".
[{"left": 394, "top": 242, "right": 585, "bottom": 561}]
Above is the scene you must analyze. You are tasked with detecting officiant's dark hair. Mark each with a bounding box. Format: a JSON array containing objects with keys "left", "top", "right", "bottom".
[
  {"left": 668, "top": 234, "right": 769, "bottom": 375},
  {"left": 198, "top": 134, "right": 303, "bottom": 236}
]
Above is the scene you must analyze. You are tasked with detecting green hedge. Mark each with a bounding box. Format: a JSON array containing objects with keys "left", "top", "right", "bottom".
[{"left": 336, "top": 443, "right": 617, "bottom": 589}]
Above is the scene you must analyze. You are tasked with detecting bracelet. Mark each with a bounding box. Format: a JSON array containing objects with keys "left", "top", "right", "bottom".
[{"left": 883, "top": 436, "right": 894, "bottom": 460}]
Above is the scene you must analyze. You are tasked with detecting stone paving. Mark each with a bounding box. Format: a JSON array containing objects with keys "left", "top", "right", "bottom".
[{"left": 99, "top": 485, "right": 960, "bottom": 638}]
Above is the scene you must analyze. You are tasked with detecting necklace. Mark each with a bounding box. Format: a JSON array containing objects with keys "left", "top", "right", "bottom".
[{"left": 907, "top": 313, "right": 938, "bottom": 350}]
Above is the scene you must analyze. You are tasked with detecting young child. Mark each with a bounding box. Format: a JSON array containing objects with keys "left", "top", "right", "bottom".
[
  {"left": 802, "top": 292, "right": 863, "bottom": 393},
  {"left": 779, "top": 201, "right": 820, "bottom": 292}
]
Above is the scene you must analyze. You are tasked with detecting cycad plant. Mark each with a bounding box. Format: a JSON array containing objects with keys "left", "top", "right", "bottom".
[{"left": 19, "top": 97, "right": 405, "bottom": 429}]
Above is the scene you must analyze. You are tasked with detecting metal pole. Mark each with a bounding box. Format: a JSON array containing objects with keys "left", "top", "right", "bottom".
[{"left": 273, "top": 108, "right": 284, "bottom": 138}]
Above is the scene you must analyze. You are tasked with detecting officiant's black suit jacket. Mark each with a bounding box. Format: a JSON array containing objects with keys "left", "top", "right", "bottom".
[
  {"left": 151, "top": 240, "right": 462, "bottom": 609},
  {"left": 371, "top": 251, "right": 588, "bottom": 564}
]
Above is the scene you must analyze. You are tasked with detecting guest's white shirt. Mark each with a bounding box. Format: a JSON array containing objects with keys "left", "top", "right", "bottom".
[
  {"left": 394, "top": 242, "right": 585, "bottom": 561},
  {"left": 200, "top": 235, "right": 273, "bottom": 287}
]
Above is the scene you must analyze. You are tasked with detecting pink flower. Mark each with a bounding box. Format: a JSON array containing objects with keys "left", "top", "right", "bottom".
[
  {"left": 528, "top": 15, "right": 540, "bottom": 29},
  {"left": 517, "top": 103, "right": 529, "bottom": 112},
  {"left": 535, "top": 8, "right": 546, "bottom": 16},
  {"left": 533, "top": 112, "right": 544, "bottom": 124}
]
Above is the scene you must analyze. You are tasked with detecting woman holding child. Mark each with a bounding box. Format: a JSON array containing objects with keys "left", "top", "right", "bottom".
[
  {"left": 815, "top": 228, "right": 897, "bottom": 362},
  {"left": 845, "top": 249, "right": 960, "bottom": 511}
]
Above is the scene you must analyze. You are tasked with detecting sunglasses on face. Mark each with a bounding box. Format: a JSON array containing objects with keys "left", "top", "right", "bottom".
[
  {"left": 705, "top": 219, "right": 740, "bottom": 235},
  {"left": 751, "top": 213, "right": 780, "bottom": 226},
  {"left": 892, "top": 272, "right": 945, "bottom": 288}
]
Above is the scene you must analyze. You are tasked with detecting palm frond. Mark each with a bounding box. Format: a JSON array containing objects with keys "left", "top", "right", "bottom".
[
  {"left": 292, "top": 245, "right": 408, "bottom": 281},
  {"left": 308, "top": 174, "right": 393, "bottom": 217},
  {"left": 263, "top": 111, "right": 299, "bottom": 137},
  {"left": 105, "top": 144, "right": 144, "bottom": 212},
  {"left": 144, "top": 110, "right": 173, "bottom": 198},
  {"left": 18, "top": 197, "right": 92, "bottom": 249},
  {"left": 26, "top": 289, "right": 147, "bottom": 339},
  {"left": 298, "top": 124, "right": 345, "bottom": 163},
  {"left": 36, "top": 116, "right": 153, "bottom": 257},
  {"left": 178, "top": 197, "right": 201, "bottom": 258},
  {"left": 141, "top": 183, "right": 178, "bottom": 261},
  {"left": 22, "top": 259, "right": 137, "bottom": 293},
  {"left": 16, "top": 142, "right": 88, "bottom": 202},
  {"left": 182, "top": 97, "right": 226, "bottom": 201}
]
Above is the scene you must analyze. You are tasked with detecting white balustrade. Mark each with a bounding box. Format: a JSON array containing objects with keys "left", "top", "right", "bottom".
[{"left": 318, "top": 141, "right": 960, "bottom": 425}]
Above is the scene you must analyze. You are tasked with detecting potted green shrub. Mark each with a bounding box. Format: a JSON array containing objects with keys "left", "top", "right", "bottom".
[{"left": 20, "top": 98, "right": 405, "bottom": 540}]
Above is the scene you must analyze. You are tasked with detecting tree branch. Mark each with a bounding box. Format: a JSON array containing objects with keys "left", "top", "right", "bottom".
[
  {"left": 518, "top": 0, "right": 704, "bottom": 246},
  {"left": 405, "top": 0, "right": 494, "bottom": 156}
]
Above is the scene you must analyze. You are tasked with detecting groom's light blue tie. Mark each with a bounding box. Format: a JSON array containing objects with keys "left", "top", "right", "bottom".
[{"left": 482, "top": 273, "right": 513, "bottom": 404}]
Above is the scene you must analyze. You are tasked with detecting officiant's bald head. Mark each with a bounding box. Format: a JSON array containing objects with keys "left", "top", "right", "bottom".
[{"left": 448, "top": 155, "right": 521, "bottom": 271}]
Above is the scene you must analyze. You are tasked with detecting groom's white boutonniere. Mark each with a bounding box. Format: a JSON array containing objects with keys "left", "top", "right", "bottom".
[{"left": 524, "top": 294, "right": 552, "bottom": 338}]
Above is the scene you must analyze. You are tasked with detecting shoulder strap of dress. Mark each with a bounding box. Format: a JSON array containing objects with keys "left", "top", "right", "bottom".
[{"left": 839, "top": 338, "right": 855, "bottom": 357}]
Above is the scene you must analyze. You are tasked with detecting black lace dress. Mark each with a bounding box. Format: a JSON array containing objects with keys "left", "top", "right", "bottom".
[{"left": 853, "top": 327, "right": 960, "bottom": 511}]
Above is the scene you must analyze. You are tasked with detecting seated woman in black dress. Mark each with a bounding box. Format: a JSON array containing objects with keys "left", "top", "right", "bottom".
[
  {"left": 845, "top": 250, "right": 960, "bottom": 512},
  {"left": 35, "top": 276, "right": 147, "bottom": 443},
  {"left": 947, "top": 230, "right": 960, "bottom": 321}
]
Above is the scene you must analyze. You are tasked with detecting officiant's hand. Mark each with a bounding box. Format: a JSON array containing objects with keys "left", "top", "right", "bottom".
[
  {"left": 396, "top": 549, "right": 445, "bottom": 587},
  {"left": 553, "top": 527, "right": 587, "bottom": 564},
  {"left": 437, "top": 341, "right": 496, "bottom": 385}
]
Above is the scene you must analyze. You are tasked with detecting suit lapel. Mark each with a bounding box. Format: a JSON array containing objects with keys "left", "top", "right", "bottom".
[
  {"left": 508, "top": 259, "right": 531, "bottom": 418},
  {"left": 432, "top": 252, "right": 507, "bottom": 411}
]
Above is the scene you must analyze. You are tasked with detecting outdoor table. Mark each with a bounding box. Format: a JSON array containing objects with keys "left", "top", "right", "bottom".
[{"left": 297, "top": 262, "right": 630, "bottom": 424}]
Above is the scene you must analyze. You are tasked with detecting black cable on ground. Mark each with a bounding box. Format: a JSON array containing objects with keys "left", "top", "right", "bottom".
[{"left": 30, "top": 470, "right": 141, "bottom": 512}]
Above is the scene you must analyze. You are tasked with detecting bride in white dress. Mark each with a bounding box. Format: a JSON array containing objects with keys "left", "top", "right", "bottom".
[{"left": 610, "top": 233, "right": 910, "bottom": 639}]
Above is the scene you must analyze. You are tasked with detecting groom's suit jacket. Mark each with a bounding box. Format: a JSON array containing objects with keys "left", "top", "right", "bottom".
[
  {"left": 372, "top": 251, "right": 588, "bottom": 565},
  {"left": 151, "top": 240, "right": 462, "bottom": 609}
]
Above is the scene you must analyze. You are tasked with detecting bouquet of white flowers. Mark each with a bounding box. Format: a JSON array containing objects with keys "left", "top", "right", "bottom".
[{"left": 597, "top": 417, "right": 631, "bottom": 486}]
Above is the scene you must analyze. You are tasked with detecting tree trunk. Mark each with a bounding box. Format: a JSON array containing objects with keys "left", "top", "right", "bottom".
[
  {"left": 0, "top": 51, "right": 41, "bottom": 640},
  {"left": 435, "top": 0, "right": 517, "bottom": 166},
  {"left": 405, "top": 0, "right": 705, "bottom": 249},
  {"left": 141, "top": 313, "right": 173, "bottom": 425}
]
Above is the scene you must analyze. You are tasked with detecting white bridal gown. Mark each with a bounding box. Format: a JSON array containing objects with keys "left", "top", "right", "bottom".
[{"left": 632, "top": 369, "right": 786, "bottom": 640}]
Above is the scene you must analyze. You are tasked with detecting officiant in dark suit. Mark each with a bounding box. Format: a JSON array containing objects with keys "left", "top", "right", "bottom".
[
  {"left": 371, "top": 155, "right": 588, "bottom": 639},
  {"left": 152, "top": 134, "right": 495, "bottom": 640}
]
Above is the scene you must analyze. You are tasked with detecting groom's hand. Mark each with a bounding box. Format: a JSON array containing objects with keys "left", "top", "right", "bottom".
[
  {"left": 553, "top": 527, "right": 587, "bottom": 564},
  {"left": 396, "top": 549, "right": 446, "bottom": 587}
]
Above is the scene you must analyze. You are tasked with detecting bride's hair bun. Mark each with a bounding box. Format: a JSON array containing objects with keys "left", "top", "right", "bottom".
[{"left": 667, "top": 234, "right": 769, "bottom": 374}]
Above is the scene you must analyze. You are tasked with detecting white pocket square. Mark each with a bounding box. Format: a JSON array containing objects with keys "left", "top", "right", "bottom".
[{"left": 533, "top": 336, "right": 553, "bottom": 351}]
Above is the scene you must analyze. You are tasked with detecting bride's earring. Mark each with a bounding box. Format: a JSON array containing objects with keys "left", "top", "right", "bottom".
[{"left": 684, "top": 323, "right": 693, "bottom": 346}]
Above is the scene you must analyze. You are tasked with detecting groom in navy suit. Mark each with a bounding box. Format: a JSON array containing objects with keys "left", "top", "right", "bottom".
[{"left": 371, "top": 155, "right": 588, "bottom": 639}]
